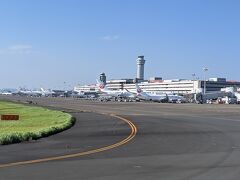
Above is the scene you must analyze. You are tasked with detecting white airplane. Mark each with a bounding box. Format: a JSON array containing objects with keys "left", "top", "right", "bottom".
[
  {"left": 0, "top": 92, "right": 12, "bottom": 95},
  {"left": 71, "top": 91, "right": 86, "bottom": 98},
  {"left": 16, "top": 88, "right": 55, "bottom": 97},
  {"left": 17, "top": 88, "right": 42, "bottom": 97},
  {"left": 40, "top": 88, "right": 55, "bottom": 97},
  {"left": 167, "top": 94, "right": 186, "bottom": 103},
  {"left": 96, "top": 80, "right": 134, "bottom": 99},
  {"left": 234, "top": 92, "right": 240, "bottom": 104},
  {"left": 135, "top": 84, "right": 168, "bottom": 102}
]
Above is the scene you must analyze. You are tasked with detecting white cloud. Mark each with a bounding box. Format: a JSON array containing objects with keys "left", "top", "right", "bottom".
[
  {"left": 8, "top": 44, "right": 33, "bottom": 54},
  {"left": 8, "top": 45, "right": 32, "bottom": 51},
  {"left": 101, "top": 35, "right": 120, "bottom": 41},
  {"left": 0, "top": 44, "right": 33, "bottom": 54}
]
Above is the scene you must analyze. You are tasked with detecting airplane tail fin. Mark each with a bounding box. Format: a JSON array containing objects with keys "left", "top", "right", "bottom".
[
  {"left": 135, "top": 83, "right": 142, "bottom": 93},
  {"left": 96, "top": 79, "right": 106, "bottom": 91},
  {"left": 135, "top": 83, "right": 142, "bottom": 95}
]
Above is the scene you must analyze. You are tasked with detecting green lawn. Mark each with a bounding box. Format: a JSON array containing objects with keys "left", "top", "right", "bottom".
[{"left": 0, "top": 101, "right": 74, "bottom": 145}]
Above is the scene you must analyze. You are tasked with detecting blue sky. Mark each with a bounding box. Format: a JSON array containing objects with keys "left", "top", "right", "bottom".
[{"left": 0, "top": 0, "right": 239, "bottom": 89}]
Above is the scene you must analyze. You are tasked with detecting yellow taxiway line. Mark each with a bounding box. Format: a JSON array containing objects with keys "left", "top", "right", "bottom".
[{"left": 0, "top": 114, "right": 137, "bottom": 169}]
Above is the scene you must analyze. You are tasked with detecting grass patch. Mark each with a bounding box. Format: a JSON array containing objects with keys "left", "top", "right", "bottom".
[{"left": 0, "top": 101, "right": 74, "bottom": 145}]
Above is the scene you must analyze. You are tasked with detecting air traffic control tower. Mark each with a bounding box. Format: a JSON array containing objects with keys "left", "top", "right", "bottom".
[
  {"left": 136, "top": 55, "right": 146, "bottom": 81},
  {"left": 99, "top": 72, "right": 106, "bottom": 85}
]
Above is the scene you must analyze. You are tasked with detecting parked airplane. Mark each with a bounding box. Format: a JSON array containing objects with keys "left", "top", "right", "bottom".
[
  {"left": 96, "top": 80, "right": 134, "bottom": 99},
  {"left": 0, "top": 92, "right": 12, "bottom": 95},
  {"left": 17, "top": 88, "right": 42, "bottom": 97},
  {"left": 40, "top": 88, "right": 55, "bottom": 97},
  {"left": 0, "top": 89, "right": 18, "bottom": 95},
  {"left": 135, "top": 84, "right": 168, "bottom": 102},
  {"left": 134, "top": 84, "right": 186, "bottom": 103},
  {"left": 16, "top": 88, "right": 55, "bottom": 97},
  {"left": 235, "top": 92, "right": 240, "bottom": 104},
  {"left": 71, "top": 91, "right": 86, "bottom": 98},
  {"left": 167, "top": 94, "right": 186, "bottom": 103}
]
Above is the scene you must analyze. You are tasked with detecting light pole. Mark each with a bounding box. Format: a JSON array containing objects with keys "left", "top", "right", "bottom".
[
  {"left": 203, "top": 67, "right": 208, "bottom": 94},
  {"left": 63, "top": 82, "right": 66, "bottom": 91},
  {"left": 192, "top": 73, "right": 196, "bottom": 80}
]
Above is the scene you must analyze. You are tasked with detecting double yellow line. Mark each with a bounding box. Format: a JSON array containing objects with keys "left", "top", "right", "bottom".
[{"left": 0, "top": 114, "right": 137, "bottom": 169}]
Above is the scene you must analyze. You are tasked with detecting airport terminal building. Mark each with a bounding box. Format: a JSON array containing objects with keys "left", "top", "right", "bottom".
[
  {"left": 74, "top": 56, "right": 240, "bottom": 95},
  {"left": 74, "top": 77, "right": 240, "bottom": 95}
]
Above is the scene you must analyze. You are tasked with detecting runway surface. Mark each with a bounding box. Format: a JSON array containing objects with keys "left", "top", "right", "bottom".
[{"left": 1, "top": 96, "right": 240, "bottom": 180}]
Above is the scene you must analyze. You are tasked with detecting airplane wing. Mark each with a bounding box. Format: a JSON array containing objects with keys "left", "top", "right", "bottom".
[{"left": 125, "top": 88, "right": 137, "bottom": 95}]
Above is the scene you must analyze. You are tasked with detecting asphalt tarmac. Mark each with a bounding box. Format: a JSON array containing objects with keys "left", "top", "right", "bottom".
[{"left": 1, "top": 96, "right": 240, "bottom": 180}]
